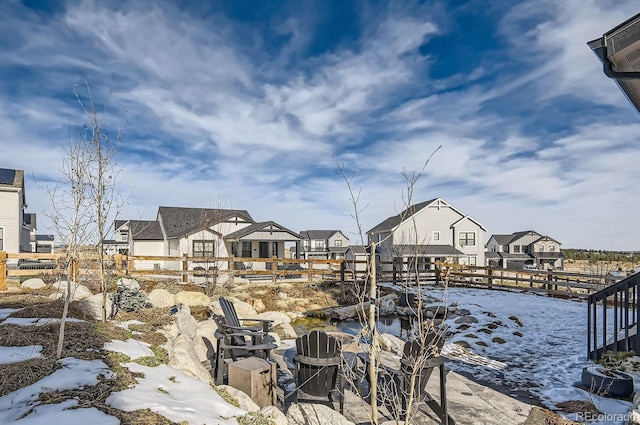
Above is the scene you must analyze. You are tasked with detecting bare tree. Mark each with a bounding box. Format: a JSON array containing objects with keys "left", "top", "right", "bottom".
[
  {"left": 45, "top": 126, "right": 93, "bottom": 359},
  {"left": 335, "top": 147, "right": 445, "bottom": 424},
  {"left": 75, "top": 82, "right": 126, "bottom": 322}
]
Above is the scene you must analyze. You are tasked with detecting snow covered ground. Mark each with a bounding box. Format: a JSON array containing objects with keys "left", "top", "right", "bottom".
[
  {"left": 382, "top": 285, "right": 638, "bottom": 424},
  {"left": 0, "top": 308, "right": 247, "bottom": 425}
]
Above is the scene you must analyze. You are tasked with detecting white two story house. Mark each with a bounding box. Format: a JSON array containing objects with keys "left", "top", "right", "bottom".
[
  {"left": 0, "top": 168, "right": 32, "bottom": 254},
  {"left": 368, "top": 198, "right": 486, "bottom": 270},
  {"left": 114, "top": 206, "right": 302, "bottom": 271}
]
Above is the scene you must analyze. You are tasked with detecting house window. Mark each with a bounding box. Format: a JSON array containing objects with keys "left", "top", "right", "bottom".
[
  {"left": 334, "top": 240, "right": 343, "bottom": 247},
  {"left": 458, "top": 232, "right": 476, "bottom": 247},
  {"left": 119, "top": 231, "right": 129, "bottom": 242},
  {"left": 0, "top": 227, "right": 3, "bottom": 250},
  {"left": 491, "top": 246, "right": 497, "bottom": 252},
  {"left": 193, "top": 240, "right": 215, "bottom": 257},
  {"left": 432, "top": 231, "right": 440, "bottom": 242},
  {"left": 241, "top": 241, "right": 252, "bottom": 257},
  {"left": 513, "top": 245, "right": 520, "bottom": 253},
  {"left": 550, "top": 245, "right": 556, "bottom": 252},
  {"left": 231, "top": 242, "right": 238, "bottom": 256},
  {"left": 314, "top": 240, "right": 324, "bottom": 249}
]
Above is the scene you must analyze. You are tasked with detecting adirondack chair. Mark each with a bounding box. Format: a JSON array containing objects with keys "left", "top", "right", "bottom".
[
  {"left": 293, "top": 330, "right": 344, "bottom": 414},
  {"left": 374, "top": 332, "right": 454, "bottom": 424},
  {"left": 211, "top": 313, "right": 277, "bottom": 385},
  {"left": 219, "top": 297, "right": 274, "bottom": 336}
]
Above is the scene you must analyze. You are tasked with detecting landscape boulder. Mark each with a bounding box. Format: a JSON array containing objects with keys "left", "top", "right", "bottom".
[
  {"left": 217, "top": 385, "right": 260, "bottom": 412},
  {"left": 173, "top": 304, "right": 197, "bottom": 340},
  {"left": 174, "top": 291, "right": 211, "bottom": 307},
  {"left": 286, "top": 403, "right": 354, "bottom": 425},
  {"left": 116, "top": 277, "right": 140, "bottom": 291},
  {"left": 50, "top": 282, "right": 93, "bottom": 301},
  {"left": 255, "top": 311, "right": 290, "bottom": 326},
  {"left": 259, "top": 406, "right": 288, "bottom": 425},
  {"left": 169, "top": 334, "right": 213, "bottom": 384},
  {"left": 78, "top": 293, "right": 115, "bottom": 320},
  {"left": 21, "top": 278, "right": 46, "bottom": 289},
  {"left": 147, "top": 288, "right": 175, "bottom": 308}
]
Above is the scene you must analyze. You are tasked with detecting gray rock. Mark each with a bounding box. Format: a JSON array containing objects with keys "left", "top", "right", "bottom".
[
  {"left": 217, "top": 385, "right": 260, "bottom": 412},
  {"left": 50, "top": 283, "right": 93, "bottom": 301},
  {"left": 169, "top": 334, "right": 213, "bottom": 384},
  {"left": 259, "top": 405, "right": 288, "bottom": 425},
  {"left": 21, "top": 278, "right": 46, "bottom": 289},
  {"left": 78, "top": 293, "right": 115, "bottom": 320},
  {"left": 286, "top": 403, "right": 355, "bottom": 425},
  {"left": 455, "top": 315, "right": 479, "bottom": 325},
  {"left": 117, "top": 277, "right": 140, "bottom": 291},
  {"left": 174, "top": 304, "right": 197, "bottom": 340}
]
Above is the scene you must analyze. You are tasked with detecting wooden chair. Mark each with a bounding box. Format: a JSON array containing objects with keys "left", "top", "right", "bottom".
[
  {"left": 219, "top": 297, "right": 273, "bottom": 336},
  {"left": 293, "top": 330, "right": 344, "bottom": 414},
  {"left": 212, "top": 313, "right": 277, "bottom": 385},
  {"left": 363, "top": 332, "right": 454, "bottom": 424}
]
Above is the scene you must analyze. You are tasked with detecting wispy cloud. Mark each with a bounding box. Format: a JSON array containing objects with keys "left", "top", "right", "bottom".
[{"left": 1, "top": 0, "right": 638, "bottom": 249}]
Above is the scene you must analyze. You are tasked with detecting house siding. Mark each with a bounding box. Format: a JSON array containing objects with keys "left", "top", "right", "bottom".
[
  {"left": 0, "top": 190, "right": 21, "bottom": 254},
  {"left": 130, "top": 240, "right": 166, "bottom": 270}
]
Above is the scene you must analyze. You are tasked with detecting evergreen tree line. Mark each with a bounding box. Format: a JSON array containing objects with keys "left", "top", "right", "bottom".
[{"left": 563, "top": 248, "right": 640, "bottom": 263}]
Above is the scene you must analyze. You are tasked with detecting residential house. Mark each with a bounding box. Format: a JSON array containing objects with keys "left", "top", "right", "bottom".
[
  {"left": 115, "top": 206, "right": 302, "bottom": 272},
  {"left": 0, "top": 168, "right": 32, "bottom": 255},
  {"left": 344, "top": 245, "right": 372, "bottom": 273},
  {"left": 368, "top": 198, "right": 486, "bottom": 270},
  {"left": 485, "top": 230, "right": 564, "bottom": 270},
  {"left": 299, "top": 230, "right": 349, "bottom": 260}
]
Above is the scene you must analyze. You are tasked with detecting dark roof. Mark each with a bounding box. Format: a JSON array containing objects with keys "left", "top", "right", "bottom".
[
  {"left": 368, "top": 198, "right": 438, "bottom": 234},
  {"left": 129, "top": 220, "right": 164, "bottom": 240},
  {"left": 225, "top": 221, "right": 301, "bottom": 240},
  {"left": 489, "top": 234, "right": 513, "bottom": 246},
  {"left": 158, "top": 206, "right": 254, "bottom": 239},
  {"left": 508, "top": 230, "right": 542, "bottom": 244},
  {"left": 493, "top": 252, "right": 532, "bottom": 259},
  {"left": 35, "top": 234, "right": 54, "bottom": 242},
  {"left": 114, "top": 220, "right": 128, "bottom": 230},
  {"left": 393, "top": 244, "right": 464, "bottom": 257},
  {"left": 532, "top": 236, "right": 562, "bottom": 245},
  {"left": 300, "top": 230, "right": 341, "bottom": 240},
  {"left": 346, "top": 245, "right": 369, "bottom": 255}
]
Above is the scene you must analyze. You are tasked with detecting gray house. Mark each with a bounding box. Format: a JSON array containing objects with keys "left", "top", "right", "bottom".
[
  {"left": 299, "top": 230, "right": 349, "bottom": 260},
  {"left": 368, "top": 198, "right": 486, "bottom": 270},
  {"left": 485, "top": 230, "right": 564, "bottom": 270}
]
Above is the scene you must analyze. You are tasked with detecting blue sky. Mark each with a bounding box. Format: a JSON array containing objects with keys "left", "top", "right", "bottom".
[{"left": 2, "top": 0, "right": 639, "bottom": 250}]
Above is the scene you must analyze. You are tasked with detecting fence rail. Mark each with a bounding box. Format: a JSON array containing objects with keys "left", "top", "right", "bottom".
[{"left": 0, "top": 251, "right": 616, "bottom": 298}]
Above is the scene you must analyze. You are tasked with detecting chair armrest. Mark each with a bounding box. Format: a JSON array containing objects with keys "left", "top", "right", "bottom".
[{"left": 238, "top": 318, "right": 274, "bottom": 332}]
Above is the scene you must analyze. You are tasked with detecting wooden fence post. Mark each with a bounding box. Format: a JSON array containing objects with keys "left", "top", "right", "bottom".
[
  {"left": 0, "top": 251, "right": 6, "bottom": 291},
  {"left": 487, "top": 267, "right": 493, "bottom": 289},
  {"left": 271, "top": 256, "right": 277, "bottom": 283},
  {"left": 71, "top": 258, "right": 79, "bottom": 282},
  {"left": 182, "top": 254, "right": 188, "bottom": 283},
  {"left": 340, "top": 260, "right": 346, "bottom": 283},
  {"left": 308, "top": 260, "right": 313, "bottom": 283}
]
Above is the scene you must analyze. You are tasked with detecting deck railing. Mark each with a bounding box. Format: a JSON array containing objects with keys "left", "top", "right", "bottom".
[{"left": 587, "top": 272, "right": 640, "bottom": 360}]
